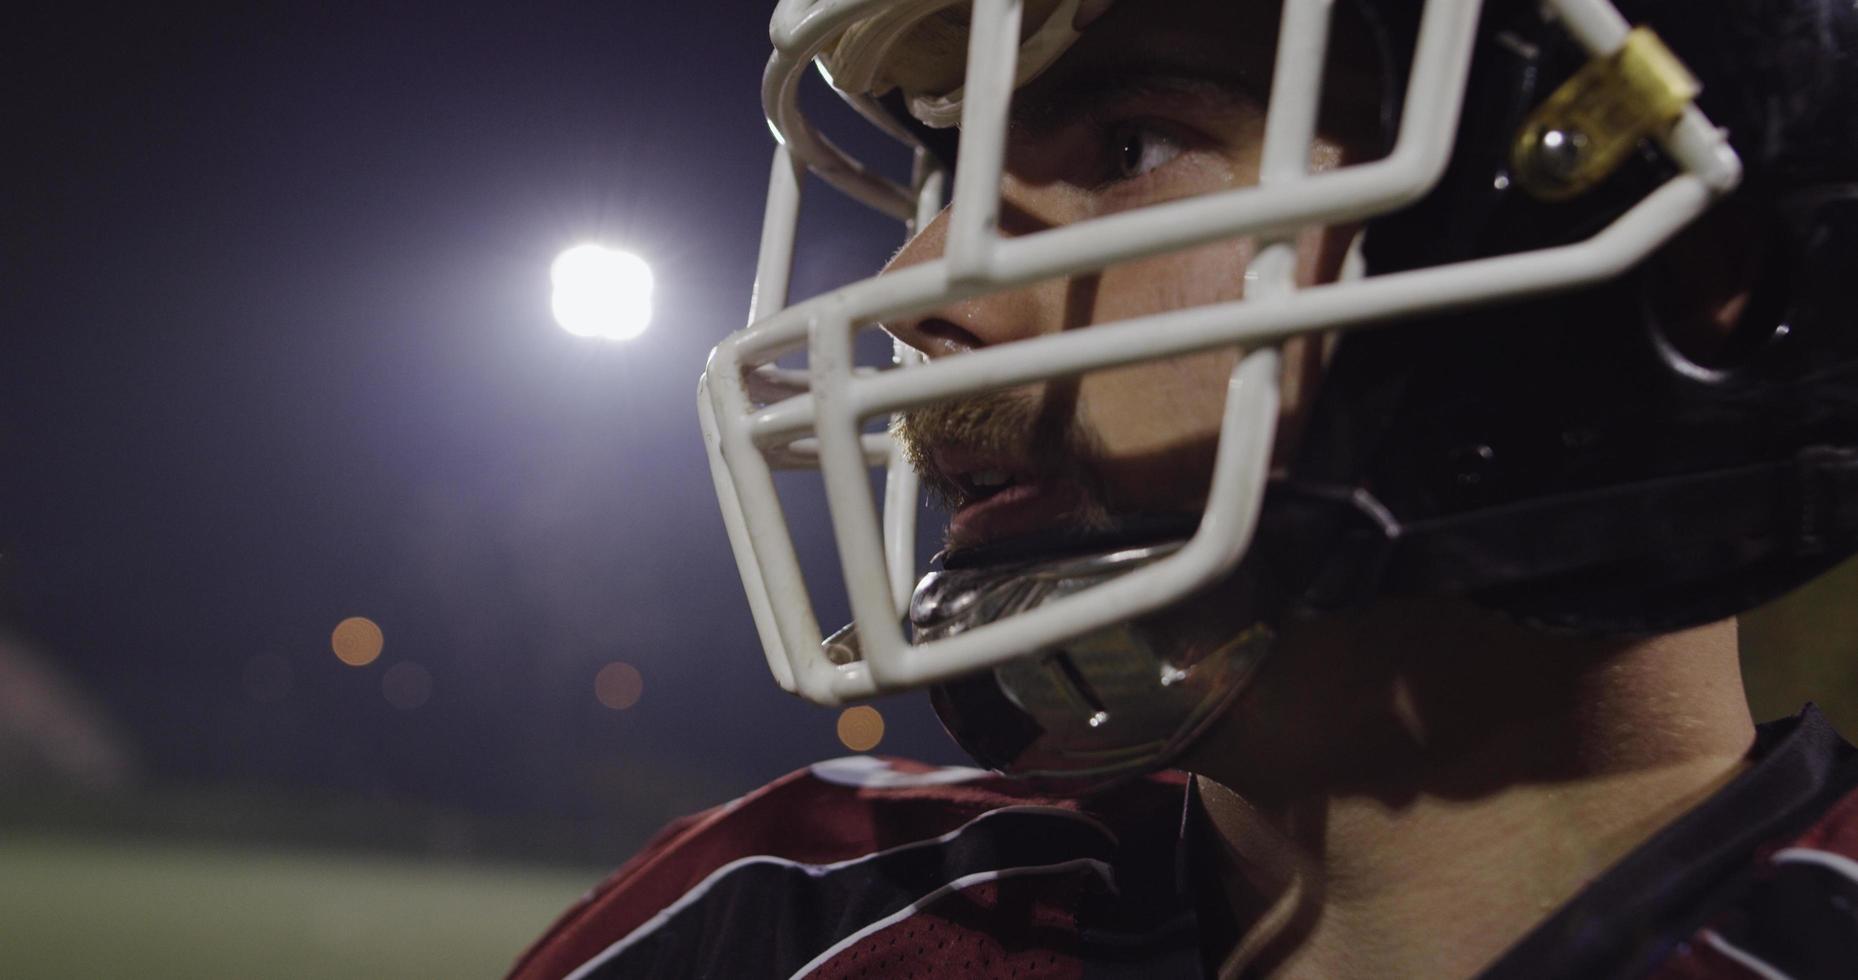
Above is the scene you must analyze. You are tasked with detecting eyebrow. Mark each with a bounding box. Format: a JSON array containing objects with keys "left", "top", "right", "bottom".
[{"left": 1008, "top": 61, "right": 1268, "bottom": 134}]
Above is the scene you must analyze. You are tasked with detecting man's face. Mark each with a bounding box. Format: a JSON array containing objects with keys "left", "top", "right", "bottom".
[{"left": 885, "top": 0, "right": 1376, "bottom": 551}]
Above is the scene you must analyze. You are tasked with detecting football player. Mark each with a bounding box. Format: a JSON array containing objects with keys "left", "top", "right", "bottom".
[{"left": 513, "top": 0, "right": 1858, "bottom": 976}]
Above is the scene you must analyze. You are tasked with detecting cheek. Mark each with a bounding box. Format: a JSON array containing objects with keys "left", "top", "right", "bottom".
[
  {"left": 1083, "top": 348, "right": 1239, "bottom": 455},
  {"left": 1071, "top": 239, "right": 1250, "bottom": 502}
]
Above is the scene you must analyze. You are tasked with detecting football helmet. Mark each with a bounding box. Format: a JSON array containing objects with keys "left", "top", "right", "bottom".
[{"left": 699, "top": 0, "right": 1858, "bottom": 779}]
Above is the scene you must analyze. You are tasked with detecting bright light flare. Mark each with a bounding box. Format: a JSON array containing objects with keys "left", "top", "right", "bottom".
[{"left": 551, "top": 244, "right": 653, "bottom": 340}]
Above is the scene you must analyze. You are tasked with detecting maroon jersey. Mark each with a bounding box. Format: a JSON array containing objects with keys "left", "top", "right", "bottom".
[
  {"left": 512, "top": 709, "right": 1858, "bottom": 979},
  {"left": 508, "top": 756, "right": 1195, "bottom": 979}
]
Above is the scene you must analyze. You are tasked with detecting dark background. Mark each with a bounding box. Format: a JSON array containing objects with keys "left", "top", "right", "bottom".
[{"left": 3, "top": 0, "right": 967, "bottom": 874}]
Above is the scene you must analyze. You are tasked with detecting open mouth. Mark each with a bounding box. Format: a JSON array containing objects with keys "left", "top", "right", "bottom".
[
  {"left": 924, "top": 444, "right": 1205, "bottom": 563},
  {"left": 930, "top": 450, "right": 1082, "bottom": 550},
  {"left": 948, "top": 477, "right": 1090, "bottom": 550},
  {"left": 951, "top": 467, "right": 1038, "bottom": 505}
]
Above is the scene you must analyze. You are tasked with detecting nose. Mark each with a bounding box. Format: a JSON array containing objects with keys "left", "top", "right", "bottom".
[{"left": 880, "top": 193, "right": 1077, "bottom": 358}]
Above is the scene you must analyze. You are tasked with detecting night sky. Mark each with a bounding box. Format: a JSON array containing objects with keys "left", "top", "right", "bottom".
[{"left": 4, "top": 0, "right": 968, "bottom": 849}]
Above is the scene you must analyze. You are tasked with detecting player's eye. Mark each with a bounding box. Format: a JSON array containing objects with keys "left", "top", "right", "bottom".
[{"left": 1108, "top": 120, "right": 1186, "bottom": 182}]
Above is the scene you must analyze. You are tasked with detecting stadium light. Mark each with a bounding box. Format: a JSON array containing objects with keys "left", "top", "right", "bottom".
[{"left": 550, "top": 244, "right": 653, "bottom": 340}]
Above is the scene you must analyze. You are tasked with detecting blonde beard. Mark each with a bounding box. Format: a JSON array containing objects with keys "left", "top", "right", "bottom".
[{"left": 891, "top": 388, "right": 1116, "bottom": 534}]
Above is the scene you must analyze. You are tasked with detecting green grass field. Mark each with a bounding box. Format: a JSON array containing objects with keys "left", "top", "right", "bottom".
[{"left": 0, "top": 834, "right": 600, "bottom": 979}]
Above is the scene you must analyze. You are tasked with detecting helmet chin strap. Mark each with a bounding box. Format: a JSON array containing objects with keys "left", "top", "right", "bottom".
[
  {"left": 900, "top": 529, "right": 1275, "bottom": 787},
  {"left": 1262, "top": 447, "right": 1858, "bottom": 633}
]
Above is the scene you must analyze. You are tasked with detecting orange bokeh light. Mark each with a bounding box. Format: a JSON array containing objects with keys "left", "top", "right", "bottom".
[
  {"left": 836, "top": 706, "right": 885, "bottom": 752},
  {"left": 594, "top": 661, "right": 644, "bottom": 710},
  {"left": 331, "top": 616, "right": 383, "bottom": 667}
]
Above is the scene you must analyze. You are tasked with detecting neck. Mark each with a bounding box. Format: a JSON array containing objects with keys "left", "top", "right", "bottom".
[{"left": 1182, "top": 601, "right": 1755, "bottom": 979}]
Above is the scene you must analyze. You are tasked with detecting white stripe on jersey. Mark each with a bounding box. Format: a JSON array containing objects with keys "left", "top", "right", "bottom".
[
  {"left": 808, "top": 755, "right": 993, "bottom": 788},
  {"left": 561, "top": 803, "right": 1118, "bottom": 980},
  {"left": 790, "top": 858, "right": 1118, "bottom": 980},
  {"left": 1771, "top": 845, "right": 1858, "bottom": 886},
  {"left": 1699, "top": 929, "right": 1798, "bottom": 980}
]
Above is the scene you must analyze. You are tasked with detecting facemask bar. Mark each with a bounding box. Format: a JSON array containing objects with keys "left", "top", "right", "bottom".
[
  {"left": 700, "top": 0, "right": 1743, "bottom": 706},
  {"left": 881, "top": 154, "right": 944, "bottom": 615}
]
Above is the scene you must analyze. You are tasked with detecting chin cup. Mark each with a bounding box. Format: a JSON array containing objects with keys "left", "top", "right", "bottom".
[{"left": 905, "top": 541, "right": 1274, "bottom": 786}]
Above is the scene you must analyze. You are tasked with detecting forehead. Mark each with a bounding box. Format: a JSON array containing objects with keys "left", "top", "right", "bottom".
[
  {"left": 1014, "top": 0, "right": 1383, "bottom": 140},
  {"left": 1046, "top": 0, "right": 1281, "bottom": 84}
]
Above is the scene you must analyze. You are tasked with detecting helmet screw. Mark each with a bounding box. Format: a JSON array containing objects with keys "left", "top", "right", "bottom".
[{"left": 1529, "top": 127, "right": 1590, "bottom": 187}]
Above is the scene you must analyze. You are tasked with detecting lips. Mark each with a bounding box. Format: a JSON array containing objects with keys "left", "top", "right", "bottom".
[
  {"left": 948, "top": 478, "right": 1091, "bottom": 550},
  {"left": 930, "top": 448, "right": 1094, "bottom": 550}
]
